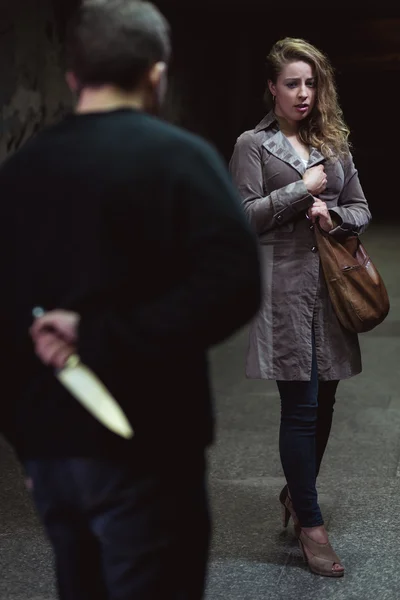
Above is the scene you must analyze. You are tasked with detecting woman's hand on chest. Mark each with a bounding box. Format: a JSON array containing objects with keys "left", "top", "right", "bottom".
[{"left": 302, "top": 165, "right": 327, "bottom": 196}]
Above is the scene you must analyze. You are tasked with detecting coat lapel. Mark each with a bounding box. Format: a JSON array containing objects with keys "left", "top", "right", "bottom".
[
  {"left": 308, "top": 146, "right": 325, "bottom": 168},
  {"left": 255, "top": 111, "right": 326, "bottom": 175},
  {"left": 262, "top": 130, "right": 307, "bottom": 177}
]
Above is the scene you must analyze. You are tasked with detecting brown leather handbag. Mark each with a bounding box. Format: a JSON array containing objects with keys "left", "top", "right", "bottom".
[{"left": 314, "top": 224, "right": 390, "bottom": 333}]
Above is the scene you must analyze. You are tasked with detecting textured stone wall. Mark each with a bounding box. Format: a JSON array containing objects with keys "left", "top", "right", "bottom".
[{"left": 0, "top": 0, "right": 72, "bottom": 163}]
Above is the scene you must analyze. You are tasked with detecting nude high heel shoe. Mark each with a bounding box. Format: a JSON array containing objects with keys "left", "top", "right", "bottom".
[
  {"left": 298, "top": 530, "right": 344, "bottom": 578},
  {"left": 279, "top": 485, "right": 300, "bottom": 536}
]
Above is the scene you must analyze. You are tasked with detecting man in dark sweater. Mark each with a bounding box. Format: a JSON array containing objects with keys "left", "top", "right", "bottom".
[{"left": 1, "top": 1, "right": 261, "bottom": 598}]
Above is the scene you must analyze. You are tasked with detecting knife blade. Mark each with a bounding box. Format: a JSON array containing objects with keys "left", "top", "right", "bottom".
[{"left": 32, "top": 307, "right": 134, "bottom": 439}]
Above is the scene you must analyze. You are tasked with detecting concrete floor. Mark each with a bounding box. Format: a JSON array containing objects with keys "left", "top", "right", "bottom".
[{"left": 0, "top": 224, "right": 399, "bottom": 599}]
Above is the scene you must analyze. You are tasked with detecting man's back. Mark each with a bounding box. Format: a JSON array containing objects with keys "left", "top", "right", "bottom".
[
  {"left": 2, "top": 109, "right": 260, "bottom": 461},
  {"left": 7, "top": 4, "right": 263, "bottom": 598}
]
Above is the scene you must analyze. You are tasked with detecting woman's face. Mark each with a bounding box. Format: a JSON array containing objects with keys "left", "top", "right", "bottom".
[{"left": 268, "top": 60, "right": 316, "bottom": 124}]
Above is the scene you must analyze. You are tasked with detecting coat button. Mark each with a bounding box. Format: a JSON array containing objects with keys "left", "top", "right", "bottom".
[
  {"left": 311, "top": 246, "right": 318, "bottom": 253},
  {"left": 309, "top": 224, "right": 314, "bottom": 231},
  {"left": 276, "top": 214, "right": 283, "bottom": 222}
]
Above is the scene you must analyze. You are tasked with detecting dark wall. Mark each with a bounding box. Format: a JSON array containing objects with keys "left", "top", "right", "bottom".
[
  {"left": 3, "top": 0, "right": 399, "bottom": 222},
  {"left": 156, "top": 3, "right": 400, "bottom": 222}
]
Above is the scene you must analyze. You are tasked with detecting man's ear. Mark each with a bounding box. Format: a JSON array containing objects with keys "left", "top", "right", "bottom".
[
  {"left": 148, "top": 62, "right": 167, "bottom": 89},
  {"left": 66, "top": 71, "right": 79, "bottom": 94}
]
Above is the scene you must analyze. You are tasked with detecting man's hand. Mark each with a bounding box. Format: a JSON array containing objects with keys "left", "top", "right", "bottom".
[
  {"left": 303, "top": 165, "right": 327, "bottom": 196},
  {"left": 30, "top": 310, "right": 80, "bottom": 369},
  {"left": 308, "top": 198, "right": 334, "bottom": 232}
]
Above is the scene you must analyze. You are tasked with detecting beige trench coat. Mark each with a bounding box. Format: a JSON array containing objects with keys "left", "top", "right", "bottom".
[{"left": 229, "top": 111, "right": 372, "bottom": 381}]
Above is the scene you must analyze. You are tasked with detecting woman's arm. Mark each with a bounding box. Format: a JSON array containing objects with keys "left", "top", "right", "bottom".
[
  {"left": 229, "top": 131, "right": 314, "bottom": 235},
  {"left": 329, "top": 153, "right": 372, "bottom": 238}
]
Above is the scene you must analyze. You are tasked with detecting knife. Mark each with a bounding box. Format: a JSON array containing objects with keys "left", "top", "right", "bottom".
[{"left": 32, "top": 307, "right": 134, "bottom": 439}]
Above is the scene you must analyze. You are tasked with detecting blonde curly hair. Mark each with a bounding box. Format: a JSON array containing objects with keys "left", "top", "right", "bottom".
[{"left": 264, "top": 37, "right": 350, "bottom": 158}]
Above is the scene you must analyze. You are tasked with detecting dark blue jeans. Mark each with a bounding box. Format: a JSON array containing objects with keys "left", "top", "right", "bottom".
[
  {"left": 24, "top": 456, "right": 210, "bottom": 600},
  {"left": 277, "top": 341, "right": 339, "bottom": 528}
]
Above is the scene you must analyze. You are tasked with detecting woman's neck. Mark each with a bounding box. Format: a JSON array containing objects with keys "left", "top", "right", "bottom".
[{"left": 274, "top": 111, "right": 299, "bottom": 137}]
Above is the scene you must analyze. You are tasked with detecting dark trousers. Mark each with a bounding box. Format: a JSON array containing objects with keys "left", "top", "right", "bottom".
[
  {"left": 24, "top": 456, "right": 210, "bottom": 600},
  {"left": 277, "top": 341, "right": 339, "bottom": 528}
]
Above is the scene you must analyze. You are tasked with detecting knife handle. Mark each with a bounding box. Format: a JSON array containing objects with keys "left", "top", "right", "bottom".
[{"left": 32, "top": 306, "right": 45, "bottom": 319}]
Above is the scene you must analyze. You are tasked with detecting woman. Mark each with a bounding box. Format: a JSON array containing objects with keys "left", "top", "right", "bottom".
[{"left": 229, "top": 38, "right": 371, "bottom": 577}]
